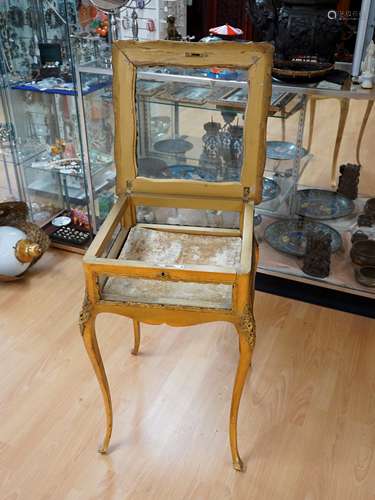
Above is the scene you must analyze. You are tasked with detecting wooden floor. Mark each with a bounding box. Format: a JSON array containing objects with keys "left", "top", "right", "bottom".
[{"left": 0, "top": 250, "right": 374, "bottom": 499}]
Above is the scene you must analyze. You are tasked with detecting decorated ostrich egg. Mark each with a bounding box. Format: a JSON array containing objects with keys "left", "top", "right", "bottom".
[{"left": 0, "top": 226, "right": 41, "bottom": 277}]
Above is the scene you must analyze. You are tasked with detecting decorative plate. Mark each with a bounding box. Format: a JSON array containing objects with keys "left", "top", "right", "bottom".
[
  {"left": 162, "top": 164, "right": 216, "bottom": 181},
  {"left": 262, "top": 177, "right": 280, "bottom": 202},
  {"left": 266, "top": 141, "right": 308, "bottom": 160},
  {"left": 154, "top": 138, "right": 194, "bottom": 154},
  {"left": 52, "top": 216, "right": 71, "bottom": 227},
  {"left": 295, "top": 189, "right": 355, "bottom": 219},
  {"left": 264, "top": 219, "right": 342, "bottom": 257}
]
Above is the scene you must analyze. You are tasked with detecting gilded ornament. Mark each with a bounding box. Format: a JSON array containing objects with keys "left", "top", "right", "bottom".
[
  {"left": 240, "top": 304, "right": 256, "bottom": 348},
  {"left": 79, "top": 294, "right": 92, "bottom": 335}
]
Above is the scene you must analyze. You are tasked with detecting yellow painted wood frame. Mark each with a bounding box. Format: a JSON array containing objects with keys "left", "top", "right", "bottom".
[
  {"left": 112, "top": 40, "right": 273, "bottom": 204},
  {"left": 80, "top": 40, "right": 273, "bottom": 472}
]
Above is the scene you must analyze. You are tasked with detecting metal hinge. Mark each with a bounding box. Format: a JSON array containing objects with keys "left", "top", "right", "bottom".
[
  {"left": 243, "top": 187, "right": 250, "bottom": 202},
  {"left": 126, "top": 180, "right": 133, "bottom": 194}
]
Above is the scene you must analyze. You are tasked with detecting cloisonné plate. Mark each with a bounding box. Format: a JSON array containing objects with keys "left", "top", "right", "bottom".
[
  {"left": 262, "top": 177, "right": 281, "bottom": 202},
  {"left": 154, "top": 138, "right": 194, "bottom": 155},
  {"left": 295, "top": 189, "right": 355, "bottom": 219},
  {"left": 264, "top": 219, "right": 342, "bottom": 257},
  {"left": 266, "top": 141, "right": 308, "bottom": 160},
  {"left": 162, "top": 164, "right": 216, "bottom": 181}
]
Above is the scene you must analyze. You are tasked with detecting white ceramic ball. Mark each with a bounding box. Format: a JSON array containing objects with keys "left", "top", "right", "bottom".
[{"left": 0, "top": 226, "right": 30, "bottom": 277}]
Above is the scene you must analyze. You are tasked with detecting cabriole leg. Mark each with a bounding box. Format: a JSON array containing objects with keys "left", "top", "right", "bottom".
[
  {"left": 331, "top": 98, "right": 349, "bottom": 187},
  {"left": 132, "top": 320, "right": 141, "bottom": 355},
  {"left": 230, "top": 306, "right": 256, "bottom": 472},
  {"left": 80, "top": 295, "right": 113, "bottom": 454},
  {"left": 307, "top": 96, "right": 316, "bottom": 151},
  {"left": 356, "top": 100, "right": 374, "bottom": 165}
]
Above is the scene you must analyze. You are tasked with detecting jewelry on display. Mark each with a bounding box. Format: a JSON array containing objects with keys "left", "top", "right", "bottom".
[
  {"left": 45, "top": 7, "right": 64, "bottom": 29},
  {"left": 52, "top": 216, "right": 72, "bottom": 227},
  {"left": 8, "top": 6, "right": 24, "bottom": 28}
]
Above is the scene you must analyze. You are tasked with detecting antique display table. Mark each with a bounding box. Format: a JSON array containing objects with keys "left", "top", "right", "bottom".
[{"left": 80, "top": 40, "right": 273, "bottom": 471}]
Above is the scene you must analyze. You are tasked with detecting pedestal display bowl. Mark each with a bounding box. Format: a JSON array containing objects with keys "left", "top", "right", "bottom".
[{"left": 266, "top": 141, "right": 308, "bottom": 160}]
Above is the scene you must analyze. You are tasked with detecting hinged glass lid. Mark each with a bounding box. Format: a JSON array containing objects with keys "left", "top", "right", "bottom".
[{"left": 112, "top": 40, "right": 273, "bottom": 202}]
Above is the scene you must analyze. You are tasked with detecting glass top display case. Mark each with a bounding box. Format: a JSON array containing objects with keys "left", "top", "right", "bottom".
[{"left": 76, "top": 54, "right": 375, "bottom": 298}]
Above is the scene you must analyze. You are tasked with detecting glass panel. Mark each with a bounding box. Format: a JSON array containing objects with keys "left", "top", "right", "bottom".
[
  {"left": 100, "top": 222, "right": 241, "bottom": 309},
  {"left": 6, "top": 87, "right": 87, "bottom": 225},
  {"left": 23, "top": 158, "right": 66, "bottom": 223},
  {"left": 0, "top": 94, "right": 19, "bottom": 201},
  {"left": 136, "top": 206, "right": 240, "bottom": 229},
  {"left": 102, "top": 276, "right": 234, "bottom": 310},
  {"left": 135, "top": 66, "right": 248, "bottom": 183},
  {"left": 80, "top": 72, "right": 116, "bottom": 226}
]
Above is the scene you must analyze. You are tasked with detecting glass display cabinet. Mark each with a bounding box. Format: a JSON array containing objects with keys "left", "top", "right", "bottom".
[
  {"left": 76, "top": 69, "right": 115, "bottom": 229},
  {"left": 0, "top": 0, "right": 111, "bottom": 252},
  {"left": 77, "top": 53, "right": 375, "bottom": 298}
]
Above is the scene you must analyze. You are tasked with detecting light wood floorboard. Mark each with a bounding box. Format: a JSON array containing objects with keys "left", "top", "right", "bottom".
[{"left": 0, "top": 250, "right": 374, "bottom": 499}]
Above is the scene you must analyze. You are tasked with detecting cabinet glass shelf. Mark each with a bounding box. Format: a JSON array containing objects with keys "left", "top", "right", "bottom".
[{"left": 10, "top": 79, "right": 111, "bottom": 96}]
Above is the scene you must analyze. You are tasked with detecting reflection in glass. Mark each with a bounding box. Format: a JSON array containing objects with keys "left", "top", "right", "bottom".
[{"left": 135, "top": 67, "right": 247, "bottom": 183}]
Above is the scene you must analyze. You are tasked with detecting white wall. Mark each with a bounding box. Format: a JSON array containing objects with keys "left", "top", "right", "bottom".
[
  {"left": 118, "top": 0, "right": 161, "bottom": 41},
  {"left": 117, "top": 0, "right": 186, "bottom": 41}
]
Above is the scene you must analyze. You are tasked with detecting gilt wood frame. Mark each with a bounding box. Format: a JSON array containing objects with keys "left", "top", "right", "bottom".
[
  {"left": 81, "top": 40, "right": 273, "bottom": 472},
  {"left": 112, "top": 40, "right": 273, "bottom": 204}
]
